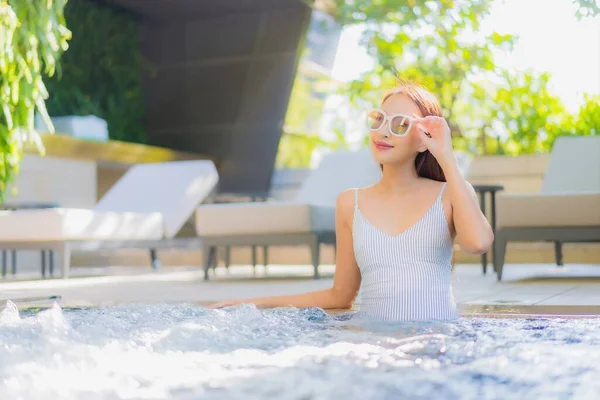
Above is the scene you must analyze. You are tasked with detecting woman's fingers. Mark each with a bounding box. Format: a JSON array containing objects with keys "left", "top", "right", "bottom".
[
  {"left": 207, "top": 301, "right": 233, "bottom": 309},
  {"left": 414, "top": 121, "right": 432, "bottom": 138},
  {"left": 412, "top": 113, "right": 435, "bottom": 122},
  {"left": 415, "top": 124, "right": 433, "bottom": 142}
]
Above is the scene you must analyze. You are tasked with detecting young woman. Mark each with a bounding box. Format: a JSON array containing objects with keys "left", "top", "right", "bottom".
[{"left": 209, "top": 81, "right": 494, "bottom": 322}]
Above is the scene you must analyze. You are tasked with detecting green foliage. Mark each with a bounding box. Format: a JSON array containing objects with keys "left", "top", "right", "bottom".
[
  {"left": 0, "top": 0, "right": 71, "bottom": 201},
  {"left": 573, "top": 0, "right": 600, "bottom": 19},
  {"left": 277, "top": 71, "right": 325, "bottom": 167},
  {"left": 277, "top": 132, "right": 330, "bottom": 168},
  {"left": 329, "top": 0, "right": 599, "bottom": 156},
  {"left": 282, "top": 70, "right": 328, "bottom": 137},
  {"left": 277, "top": 63, "right": 360, "bottom": 168},
  {"left": 452, "top": 69, "right": 600, "bottom": 156},
  {"left": 572, "top": 94, "right": 600, "bottom": 135},
  {"left": 277, "top": 65, "right": 354, "bottom": 168},
  {"left": 460, "top": 71, "right": 572, "bottom": 155},
  {"left": 277, "top": 127, "right": 352, "bottom": 168},
  {"left": 492, "top": 72, "right": 573, "bottom": 155},
  {"left": 43, "top": 0, "right": 147, "bottom": 143},
  {"left": 333, "top": 0, "right": 516, "bottom": 135}
]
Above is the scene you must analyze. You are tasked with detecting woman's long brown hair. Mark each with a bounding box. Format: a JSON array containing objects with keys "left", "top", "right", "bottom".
[{"left": 380, "top": 81, "right": 446, "bottom": 182}]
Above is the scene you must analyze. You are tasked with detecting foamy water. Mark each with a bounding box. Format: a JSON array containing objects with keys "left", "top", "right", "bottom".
[{"left": 2, "top": 301, "right": 600, "bottom": 399}]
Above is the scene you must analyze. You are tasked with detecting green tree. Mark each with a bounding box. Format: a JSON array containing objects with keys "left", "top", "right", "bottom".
[
  {"left": 0, "top": 0, "right": 71, "bottom": 200},
  {"left": 332, "top": 0, "right": 516, "bottom": 140},
  {"left": 276, "top": 70, "right": 327, "bottom": 168},
  {"left": 573, "top": 0, "right": 600, "bottom": 19},
  {"left": 330, "top": 0, "right": 599, "bottom": 156},
  {"left": 276, "top": 131, "right": 342, "bottom": 168},
  {"left": 276, "top": 62, "right": 355, "bottom": 168},
  {"left": 43, "top": 0, "right": 146, "bottom": 143},
  {"left": 276, "top": 107, "right": 353, "bottom": 168},
  {"left": 571, "top": 94, "right": 600, "bottom": 136},
  {"left": 464, "top": 71, "right": 573, "bottom": 155},
  {"left": 278, "top": 1, "right": 516, "bottom": 167}
]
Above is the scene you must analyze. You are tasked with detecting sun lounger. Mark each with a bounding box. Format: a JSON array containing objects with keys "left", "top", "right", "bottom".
[
  {"left": 494, "top": 136, "right": 600, "bottom": 280},
  {"left": 0, "top": 160, "right": 219, "bottom": 278},
  {"left": 195, "top": 148, "right": 382, "bottom": 280}
]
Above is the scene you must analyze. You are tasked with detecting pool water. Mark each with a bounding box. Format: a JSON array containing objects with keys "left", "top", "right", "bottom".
[{"left": 1, "top": 301, "right": 600, "bottom": 400}]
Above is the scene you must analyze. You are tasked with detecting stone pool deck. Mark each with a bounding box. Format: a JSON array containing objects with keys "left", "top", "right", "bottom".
[{"left": 2, "top": 263, "right": 600, "bottom": 315}]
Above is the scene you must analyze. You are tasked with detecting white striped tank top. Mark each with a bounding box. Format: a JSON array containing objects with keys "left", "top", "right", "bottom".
[{"left": 352, "top": 184, "right": 460, "bottom": 322}]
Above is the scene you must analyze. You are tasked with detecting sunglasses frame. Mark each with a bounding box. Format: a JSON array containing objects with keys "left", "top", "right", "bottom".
[{"left": 367, "top": 108, "right": 415, "bottom": 137}]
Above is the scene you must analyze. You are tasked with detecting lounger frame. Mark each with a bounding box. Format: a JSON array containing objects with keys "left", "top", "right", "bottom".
[
  {"left": 196, "top": 149, "right": 382, "bottom": 280},
  {"left": 493, "top": 226, "right": 600, "bottom": 281},
  {"left": 0, "top": 237, "right": 203, "bottom": 278},
  {"left": 201, "top": 231, "right": 335, "bottom": 280}
]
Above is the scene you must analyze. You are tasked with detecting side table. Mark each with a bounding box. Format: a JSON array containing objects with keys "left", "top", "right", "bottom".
[{"left": 471, "top": 185, "right": 504, "bottom": 274}]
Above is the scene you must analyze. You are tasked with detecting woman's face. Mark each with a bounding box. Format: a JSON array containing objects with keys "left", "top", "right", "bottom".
[{"left": 367, "top": 93, "right": 426, "bottom": 166}]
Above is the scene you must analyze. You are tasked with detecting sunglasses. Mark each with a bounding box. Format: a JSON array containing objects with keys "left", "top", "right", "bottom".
[{"left": 367, "top": 108, "right": 425, "bottom": 137}]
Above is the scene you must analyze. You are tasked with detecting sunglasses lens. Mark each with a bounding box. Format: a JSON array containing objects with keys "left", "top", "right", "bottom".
[
  {"left": 367, "top": 110, "right": 384, "bottom": 130},
  {"left": 391, "top": 115, "right": 411, "bottom": 136}
]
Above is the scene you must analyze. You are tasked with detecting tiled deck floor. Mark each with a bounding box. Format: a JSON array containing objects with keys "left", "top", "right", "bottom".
[{"left": 2, "top": 263, "right": 600, "bottom": 314}]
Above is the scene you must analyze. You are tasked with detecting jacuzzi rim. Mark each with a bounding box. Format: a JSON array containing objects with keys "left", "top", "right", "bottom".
[
  {"left": 5, "top": 300, "right": 600, "bottom": 320},
  {"left": 458, "top": 304, "right": 600, "bottom": 319}
]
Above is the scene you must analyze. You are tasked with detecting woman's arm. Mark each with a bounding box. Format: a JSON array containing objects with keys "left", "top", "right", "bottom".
[
  {"left": 207, "top": 190, "right": 362, "bottom": 309},
  {"left": 440, "top": 157, "right": 494, "bottom": 254},
  {"left": 414, "top": 115, "right": 494, "bottom": 254}
]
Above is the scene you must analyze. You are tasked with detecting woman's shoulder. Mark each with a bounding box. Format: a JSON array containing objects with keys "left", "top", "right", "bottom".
[
  {"left": 336, "top": 185, "right": 380, "bottom": 218},
  {"left": 418, "top": 177, "right": 447, "bottom": 188},
  {"left": 336, "top": 185, "right": 372, "bottom": 210},
  {"left": 336, "top": 188, "right": 357, "bottom": 208},
  {"left": 353, "top": 184, "right": 379, "bottom": 195},
  {"left": 337, "top": 183, "right": 378, "bottom": 200},
  {"left": 334, "top": 189, "right": 357, "bottom": 227},
  {"left": 418, "top": 178, "right": 450, "bottom": 202}
]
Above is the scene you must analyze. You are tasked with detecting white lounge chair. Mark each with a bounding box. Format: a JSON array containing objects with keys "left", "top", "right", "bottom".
[
  {"left": 0, "top": 160, "right": 219, "bottom": 278},
  {"left": 494, "top": 136, "right": 600, "bottom": 280},
  {"left": 195, "top": 148, "right": 382, "bottom": 280}
]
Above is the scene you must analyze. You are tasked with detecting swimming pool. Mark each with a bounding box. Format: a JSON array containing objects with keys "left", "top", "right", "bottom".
[{"left": 1, "top": 301, "right": 599, "bottom": 399}]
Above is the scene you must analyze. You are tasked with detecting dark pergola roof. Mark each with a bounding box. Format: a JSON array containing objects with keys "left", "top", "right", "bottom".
[{"left": 95, "top": 0, "right": 321, "bottom": 193}]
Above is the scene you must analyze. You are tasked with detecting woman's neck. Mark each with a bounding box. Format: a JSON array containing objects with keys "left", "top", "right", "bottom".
[{"left": 379, "top": 161, "right": 421, "bottom": 195}]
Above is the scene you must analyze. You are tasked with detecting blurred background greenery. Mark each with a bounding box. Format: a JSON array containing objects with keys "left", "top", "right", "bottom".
[
  {"left": 277, "top": 0, "right": 600, "bottom": 167},
  {"left": 43, "top": 0, "right": 147, "bottom": 144},
  {"left": 0, "top": 0, "right": 70, "bottom": 200}
]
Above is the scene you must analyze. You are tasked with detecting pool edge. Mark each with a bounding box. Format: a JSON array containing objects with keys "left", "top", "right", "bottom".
[
  {"left": 458, "top": 304, "right": 600, "bottom": 318},
  {"left": 4, "top": 298, "right": 600, "bottom": 319}
]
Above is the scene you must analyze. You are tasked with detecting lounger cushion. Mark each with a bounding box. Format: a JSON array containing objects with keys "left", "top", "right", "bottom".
[
  {"left": 95, "top": 160, "right": 219, "bottom": 238},
  {"left": 497, "top": 192, "right": 600, "bottom": 228},
  {"left": 295, "top": 148, "right": 381, "bottom": 205},
  {"left": 195, "top": 202, "right": 334, "bottom": 236},
  {"left": 541, "top": 136, "right": 600, "bottom": 193},
  {"left": 0, "top": 208, "right": 164, "bottom": 242}
]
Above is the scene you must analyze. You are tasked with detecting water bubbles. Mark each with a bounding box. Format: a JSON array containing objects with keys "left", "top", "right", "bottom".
[
  {"left": 37, "top": 302, "right": 69, "bottom": 338},
  {"left": 0, "top": 300, "right": 20, "bottom": 324},
  {"left": 1, "top": 304, "right": 600, "bottom": 399}
]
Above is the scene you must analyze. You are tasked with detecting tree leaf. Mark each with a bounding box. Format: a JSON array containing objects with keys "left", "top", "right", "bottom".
[{"left": 0, "top": 0, "right": 69, "bottom": 200}]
